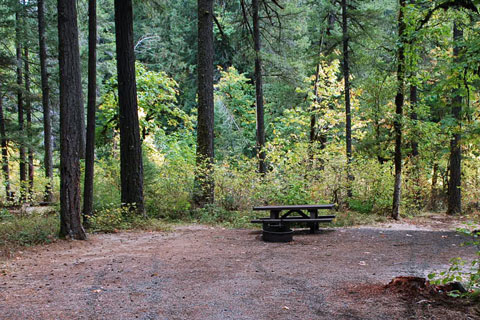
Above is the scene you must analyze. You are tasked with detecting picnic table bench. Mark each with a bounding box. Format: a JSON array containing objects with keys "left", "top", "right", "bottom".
[{"left": 251, "top": 204, "right": 336, "bottom": 236}]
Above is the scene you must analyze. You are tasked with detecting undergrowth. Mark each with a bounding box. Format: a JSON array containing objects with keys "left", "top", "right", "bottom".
[
  {"left": 88, "top": 204, "right": 173, "bottom": 233},
  {"left": 0, "top": 209, "right": 58, "bottom": 258},
  {"left": 428, "top": 222, "right": 480, "bottom": 300}
]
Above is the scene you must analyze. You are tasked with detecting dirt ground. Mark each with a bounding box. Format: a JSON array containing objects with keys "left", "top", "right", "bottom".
[{"left": 1, "top": 218, "right": 479, "bottom": 319}]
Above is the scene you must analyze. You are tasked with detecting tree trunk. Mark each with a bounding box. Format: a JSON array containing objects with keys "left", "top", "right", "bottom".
[
  {"left": 309, "top": 61, "right": 320, "bottom": 145},
  {"left": 309, "top": 13, "right": 333, "bottom": 154},
  {"left": 410, "top": 84, "right": 419, "bottom": 157},
  {"left": 0, "top": 95, "right": 11, "bottom": 202},
  {"left": 24, "top": 46, "right": 34, "bottom": 198},
  {"left": 114, "top": 0, "right": 145, "bottom": 214},
  {"left": 342, "top": 0, "right": 353, "bottom": 198},
  {"left": 37, "top": 0, "right": 53, "bottom": 203},
  {"left": 447, "top": 22, "right": 463, "bottom": 215},
  {"left": 193, "top": 0, "right": 215, "bottom": 208},
  {"left": 57, "top": 0, "right": 86, "bottom": 240},
  {"left": 16, "top": 10, "right": 27, "bottom": 202},
  {"left": 83, "top": 0, "right": 97, "bottom": 221},
  {"left": 392, "top": 0, "right": 406, "bottom": 220},
  {"left": 429, "top": 162, "right": 439, "bottom": 210},
  {"left": 253, "top": 0, "right": 266, "bottom": 174}
]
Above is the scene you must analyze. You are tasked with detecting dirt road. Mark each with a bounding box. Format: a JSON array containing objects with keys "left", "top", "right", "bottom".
[{"left": 0, "top": 225, "right": 478, "bottom": 319}]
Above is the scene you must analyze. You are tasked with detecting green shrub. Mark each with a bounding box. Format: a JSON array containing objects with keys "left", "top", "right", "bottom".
[
  {"left": 89, "top": 203, "right": 172, "bottom": 233},
  {"left": 428, "top": 223, "right": 480, "bottom": 298},
  {"left": 348, "top": 199, "right": 374, "bottom": 214},
  {"left": 92, "top": 158, "right": 122, "bottom": 211},
  {"left": 89, "top": 204, "right": 134, "bottom": 232},
  {"left": 0, "top": 211, "right": 58, "bottom": 256},
  {"left": 0, "top": 209, "right": 14, "bottom": 221},
  {"left": 191, "top": 204, "right": 256, "bottom": 228},
  {"left": 143, "top": 137, "right": 194, "bottom": 219}
]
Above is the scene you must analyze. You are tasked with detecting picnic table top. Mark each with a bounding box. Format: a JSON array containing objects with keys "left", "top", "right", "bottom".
[{"left": 253, "top": 204, "right": 335, "bottom": 211}]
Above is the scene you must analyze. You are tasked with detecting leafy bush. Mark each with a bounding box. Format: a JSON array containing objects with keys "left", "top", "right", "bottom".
[
  {"left": 428, "top": 223, "right": 480, "bottom": 298},
  {"left": 89, "top": 203, "right": 129, "bottom": 233}
]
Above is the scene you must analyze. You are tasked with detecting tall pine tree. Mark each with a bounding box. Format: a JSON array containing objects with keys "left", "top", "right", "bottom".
[
  {"left": 114, "top": 0, "right": 145, "bottom": 214},
  {"left": 194, "top": 0, "right": 215, "bottom": 207},
  {"left": 57, "top": 0, "right": 86, "bottom": 239}
]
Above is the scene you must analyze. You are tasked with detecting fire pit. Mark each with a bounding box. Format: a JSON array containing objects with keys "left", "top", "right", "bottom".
[{"left": 262, "top": 225, "right": 293, "bottom": 242}]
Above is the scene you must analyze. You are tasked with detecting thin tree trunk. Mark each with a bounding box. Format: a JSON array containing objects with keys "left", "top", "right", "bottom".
[
  {"left": 16, "top": 10, "right": 27, "bottom": 202},
  {"left": 410, "top": 84, "right": 419, "bottom": 157},
  {"left": 114, "top": 0, "right": 145, "bottom": 214},
  {"left": 309, "top": 13, "right": 333, "bottom": 153},
  {"left": 57, "top": 0, "right": 86, "bottom": 240},
  {"left": 429, "top": 162, "right": 439, "bottom": 210},
  {"left": 83, "top": 0, "right": 97, "bottom": 221},
  {"left": 447, "top": 22, "right": 463, "bottom": 215},
  {"left": 193, "top": 0, "right": 215, "bottom": 208},
  {"left": 374, "top": 92, "right": 386, "bottom": 164},
  {"left": 392, "top": 0, "right": 406, "bottom": 220},
  {"left": 342, "top": 0, "right": 353, "bottom": 198},
  {"left": 24, "top": 46, "right": 34, "bottom": 198},
  {"left": 37, "top": 0, "right": 53, "bottom": 203},
  {"left": 253, "top": 0, "right": 266, "bottom": 174},
  {"left": 0, "top": 95, "right": 11, "bottom": 202},
  {"left": 309, "top": 61, "right": 320, "bottom": 144}
]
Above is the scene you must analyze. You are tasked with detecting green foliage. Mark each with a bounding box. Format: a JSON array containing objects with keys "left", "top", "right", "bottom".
[
  {"left": 214, "top": 67, "right": 256, "bottom": 159},
  {"left": 192, "top": 204, "right": 240, "bottom": 225},
  {"left": 213, "top": 141, "right": 395, "bottom": 216},
  {"left": 92, "top": 158, "right": 121, "bottom": 210},
  {"left": 88, "top": 203, "right": 172, "bottom": 233},
  {"left": 142, "top": 133, "right": 195, "bottom": 219},
  {"left": 98, "top": 62, "right": 191, "bottom": 146},
  {"left": 428, "top": 223, "right": 480, "bottom": 298},
  {"left": 0, "top": 210, "right": 58, "bottom": 256},
  {"left": 0, "top": 0, "right": 480, "bottom": 240},
  {"left": 89, "top": 203, "right": 135, "bottom": 233}
]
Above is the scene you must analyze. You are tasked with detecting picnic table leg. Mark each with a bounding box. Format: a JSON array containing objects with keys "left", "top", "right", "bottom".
[
  {"left": 309, "top": 209, "right": 319, "bottom": 234},
  {"left": 270, "top": 210, "right": 280, "bottom": 219},
  {"left": 269, "top": 210, "right": 282, "bottom": 228}
]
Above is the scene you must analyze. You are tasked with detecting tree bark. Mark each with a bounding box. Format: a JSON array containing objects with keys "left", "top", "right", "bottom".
[
  {"left": 447, "top": 22, "right": 463, "bottom": 215},
  {"left": 392, "top": 0, "right": 406, "bottom": 220},
  {"left": 253, "top": 0, "right": 266, "bottom": 174},
  {"left": 83, "top": 0, "right": 97, "bottom": 221},
  {"left": 16, "top": 10, "right": 27, "bottom": 202},
  {"left": 114, "top": 0, "right": 145, "bottom": 214},
  {"left": 37, "top": 0, "right": 53, "bottom": 203},
  {"left": 24, "top": 46, "right": 34, "bottom": 197},
  {"left": 57, "top": 0, "right": 86, "bottom": 240},
  {"left": 193, "top": 0, "right": 215, "bottom": 208},
  {"left": 0, "top": 95, "right": 11, "bottom": 202},
  {"left": 342, "top": 0, "right": 353, "bottom": 198}
]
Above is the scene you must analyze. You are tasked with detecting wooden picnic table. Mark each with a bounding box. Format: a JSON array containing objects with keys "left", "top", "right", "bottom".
[{"left": 251, "top": 204, "right": 336, "bottom": 234}]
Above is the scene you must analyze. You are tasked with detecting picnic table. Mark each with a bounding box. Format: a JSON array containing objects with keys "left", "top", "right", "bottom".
[{"left": 251, "top": 204, "right": 336, "bottom": 234}]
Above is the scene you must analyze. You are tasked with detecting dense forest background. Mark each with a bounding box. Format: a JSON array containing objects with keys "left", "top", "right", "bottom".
[{"left": 0, "top": 0, "right": 479, "bottom": 237}]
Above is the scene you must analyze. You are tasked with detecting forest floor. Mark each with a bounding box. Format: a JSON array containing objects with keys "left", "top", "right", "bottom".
[{"left": 1, "top": 214, "right": 479, "bottom": 319}]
